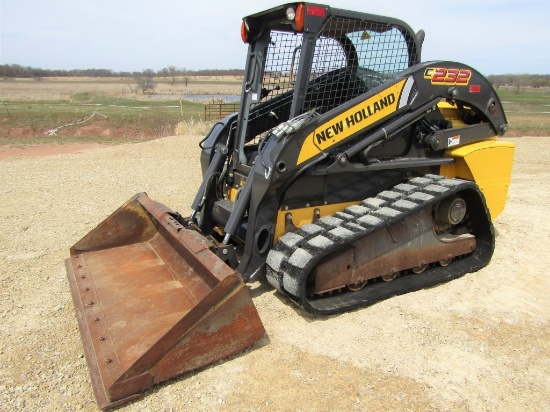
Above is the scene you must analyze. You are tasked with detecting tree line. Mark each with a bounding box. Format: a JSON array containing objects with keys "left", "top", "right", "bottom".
[
  {"left": 3, "top": 63, "right": 549, "bottom": 95},
  {"left": 2, "top": 64, "right": 548, "bottom": 88},
  {"left": 487, "top": 74, "right": 550, "bottom": 89},
  {"left": 0, "top": 64, "right": 245, "bottom": 79}
]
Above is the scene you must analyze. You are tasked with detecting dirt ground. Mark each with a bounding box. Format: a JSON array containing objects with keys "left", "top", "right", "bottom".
[
  {"left": 0, "top": 143, "right": 111, "bottom": 161},
  {"left": 0, "top": 136, "right": 548, "bottom": 412}
]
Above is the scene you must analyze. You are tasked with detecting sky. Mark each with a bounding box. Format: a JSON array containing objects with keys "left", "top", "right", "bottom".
[{"left": 1, "top": 0, "right": 549, "bottom": 75}]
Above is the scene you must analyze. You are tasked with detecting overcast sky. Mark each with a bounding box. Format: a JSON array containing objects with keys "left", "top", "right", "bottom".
[{"left": 1, "top": 0, "right": 548, "bottom": 75}]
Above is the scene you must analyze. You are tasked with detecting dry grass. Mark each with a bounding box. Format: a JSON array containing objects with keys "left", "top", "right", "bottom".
[
  {"left": 174, "top": 119, "right": 213, "bottom": 136},
  {"left": 1, "top": 80, "right": 132, "bottom": 101},
  {"left": 145, "top": 82, "right": 242, "bottom": 98},
  {"left": 505, "top": 113, "right": 550, "bottom": 136},
  {"left": 0, "top": 77, "right": 243, "bottom": 102},
  {"left": 2, "top": 78, "right": 548, "bottom": 137}
]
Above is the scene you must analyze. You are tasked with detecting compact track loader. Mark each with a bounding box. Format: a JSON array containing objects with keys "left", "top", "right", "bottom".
[{"left": 67, "top": 3, "right": 515, "bottom": 408}]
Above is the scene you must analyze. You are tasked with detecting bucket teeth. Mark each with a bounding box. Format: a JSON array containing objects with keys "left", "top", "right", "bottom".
[{"left": 66, "top": 193, "right": 265, "bottom": 409}]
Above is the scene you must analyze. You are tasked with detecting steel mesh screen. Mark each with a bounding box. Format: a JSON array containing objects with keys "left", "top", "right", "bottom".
[
  {"left": 246, "top": 17, "right": 416, "bottom": 142},
  {"left": 305, "top": 17, "right": 416, "bottom": 113},
  {"left": 262, "top": 31, "right": 302, "bottom": 100},
  {"left": 244, "top": 32, "right": 302, "bottom": 145}
]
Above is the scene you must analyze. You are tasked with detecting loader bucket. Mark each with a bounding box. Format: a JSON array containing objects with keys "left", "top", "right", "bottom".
[{"left": 65, "top": 193, "right": 265, "bottom": 409}]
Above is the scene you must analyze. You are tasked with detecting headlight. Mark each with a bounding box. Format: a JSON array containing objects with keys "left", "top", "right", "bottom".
[{"left": 286, "top": 7, "right": 296, "bottom": 21}]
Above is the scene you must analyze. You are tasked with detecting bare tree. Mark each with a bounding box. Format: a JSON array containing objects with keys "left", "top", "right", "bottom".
[
  {"left": 182, "top": 68, "right": 189, "bottom": 87},
  {"left": 135, "top": 69, "right": 157, "bottom": 94},
  {"left": 513, "top": 77, "right": 522, "bottom": 95},
  {"left": 166, "top": 66, "right": 179, "bottom": 86},
  {"left": 159, "top": 66, "right": 179, "bottom": 86}
]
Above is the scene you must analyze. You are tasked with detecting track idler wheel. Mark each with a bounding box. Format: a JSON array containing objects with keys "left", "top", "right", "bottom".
[
  {"left": 436, "top": 196, "right": 467, "bottom": 225},
  {"left": 439, "top": 258, "right": 453, "bottom": 267},
  {"left": 412, "top": 264, "right": 428, "bottom": 274},
  {"left": 347, "top": 280, "right": 367, "bottom": 292},
  {"left": 382, "top": 271, "right": 399, "bottom": 282}
]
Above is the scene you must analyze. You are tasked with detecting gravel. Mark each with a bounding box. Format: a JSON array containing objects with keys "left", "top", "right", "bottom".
[{"left": 0, "top": 135, "right": 548, "bottom": 411}]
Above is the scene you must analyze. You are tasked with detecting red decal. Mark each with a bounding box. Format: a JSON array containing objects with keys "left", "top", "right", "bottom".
[
  {"left": 307, "top": 5, "right": 326, "bottom": 16},
  {"left": 469, "top": 85, "right": 481, "bottom": 93}
]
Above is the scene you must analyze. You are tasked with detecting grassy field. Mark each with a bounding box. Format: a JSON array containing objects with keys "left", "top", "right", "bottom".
[
  {"left": 0, "top": 76, "right": 240, "bottom": 144},
  {"left": 0, "top": 78, "right": 548, "bottom": 146},
  {"left": 1, "top": 93, "right": 207, "bottom": 142},
  {"left": 497, "top": 88, "right": 550, "bottom": 136}
]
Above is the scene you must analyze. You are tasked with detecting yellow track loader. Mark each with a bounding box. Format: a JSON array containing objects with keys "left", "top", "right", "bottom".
[{"left": 66, "top": 3, "right": 515, "bottom": 408}]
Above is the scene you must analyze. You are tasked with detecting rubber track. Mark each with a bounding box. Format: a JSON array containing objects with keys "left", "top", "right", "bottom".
[{"left": 266, "top": 174, "right": 494, "bottom": 315}]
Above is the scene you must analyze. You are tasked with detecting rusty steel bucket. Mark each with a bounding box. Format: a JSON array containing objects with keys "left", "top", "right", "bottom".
[{"left": 66, "top": 193, "right": 265, "bottom": 409}]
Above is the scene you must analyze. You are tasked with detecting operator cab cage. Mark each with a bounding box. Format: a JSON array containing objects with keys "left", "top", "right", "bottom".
[{"left": 236, "top": 2, "right": 423, "bottom": 164}]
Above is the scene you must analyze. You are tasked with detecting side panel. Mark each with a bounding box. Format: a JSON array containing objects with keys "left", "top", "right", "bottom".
[
  {"left": 274, "top": 201, "right": 359, "bottom": 243},
  {"left": 440, "top": 140, "right": 515, "bottom": 220},
  {"left": 296, "top": 79, "right": 409, "bottom": 165}
]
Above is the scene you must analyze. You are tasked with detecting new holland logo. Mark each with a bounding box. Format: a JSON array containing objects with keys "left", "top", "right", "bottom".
[
  {"left": 296, "top": 79, "right": 408, "bottom": 165},
  {"left": 314, "top": 94, "right": 396, "bottom": 145}
]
